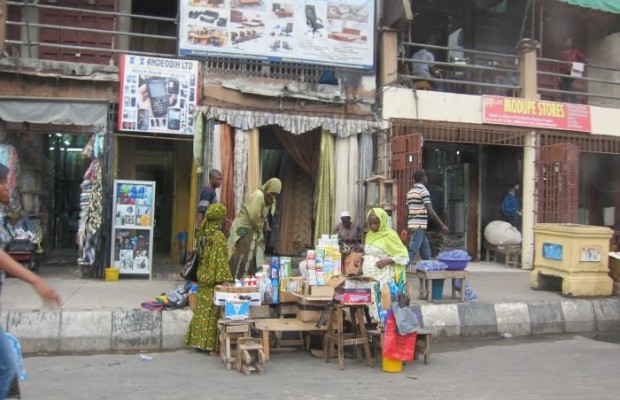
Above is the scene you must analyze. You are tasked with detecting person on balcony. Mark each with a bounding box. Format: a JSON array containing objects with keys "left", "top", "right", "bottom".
[
  {"left": 557, "top": 38, "right": 586, "bottom": 103},
  {"left": 410, "top": 47, "right": 445, "bottom": 91}
]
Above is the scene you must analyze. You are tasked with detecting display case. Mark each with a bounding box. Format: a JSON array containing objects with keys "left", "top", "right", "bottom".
[{"left": 110, "top": 180, "right": 156, "bottom": 279}]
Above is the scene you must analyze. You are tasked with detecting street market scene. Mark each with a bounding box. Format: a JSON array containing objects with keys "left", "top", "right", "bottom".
[{"left": 1, "top": 0, "right": 620, "bottom": 399}]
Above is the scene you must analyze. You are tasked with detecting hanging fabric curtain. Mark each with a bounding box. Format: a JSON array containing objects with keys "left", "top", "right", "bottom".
[
  {"left": 233, "top": 129, "right": 249, "bottom": 215},
  {"left": 193, "top": 110, "right": 205, "bottom": 173},
  {"left": 273, "top": 126, "right": 320, "bottom": 177},
  {"left": 212, "top": 124, "right": 222, "bottom": 180},
  {"left": 247, "top": 128, "right": 261, "bottom": 193},
  {"left": 357, "top": 132, "right": 374, "bottom": 227},
  {"left": 313, "top": 129, "right": 335, "bottom": 244},
  {"left": 334, "top": 135, "right": 360, "bottom": 226},
  {"left": 220, "top": 124, "right": 235, "bottom": 223}
]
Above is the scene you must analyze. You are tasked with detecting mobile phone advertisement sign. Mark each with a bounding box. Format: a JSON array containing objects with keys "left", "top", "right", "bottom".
[
  {"left": 118, "top": 54, "right": 200, "bottom": 135},
  {"left": 178, "top": 0, "right": 375, "bottom": 70}
]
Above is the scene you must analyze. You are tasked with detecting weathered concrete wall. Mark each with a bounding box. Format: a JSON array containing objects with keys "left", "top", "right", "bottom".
[{"left": 587, "top": 32, "right": 620, "bottom": 109}]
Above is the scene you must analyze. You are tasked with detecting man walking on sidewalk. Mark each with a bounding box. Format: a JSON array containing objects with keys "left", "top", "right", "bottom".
[{"left": 407, "top": 170, "right": 449, "bottom": 264}]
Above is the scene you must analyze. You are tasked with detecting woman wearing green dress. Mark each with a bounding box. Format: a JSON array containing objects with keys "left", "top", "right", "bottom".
[
  {"left": 185, "top": 203, "right": 232, "bottom": 353},
  {"left": 228, "top": 178, "right": 282, "bottom": 279}
]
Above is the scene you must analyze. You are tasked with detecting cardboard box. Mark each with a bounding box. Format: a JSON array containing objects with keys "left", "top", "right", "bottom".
[
  {"left": 224, "top": 300, "right": 250, "bottom": 320},
  {"left": 280, "top": 277, "right": 305, "bottom": 303},
  {"left": 214, "top": 290, "right": 262, "bottom": 307},
  {"left": 304, "top": 284, "right": 335, "bottom": 298},
  {"left": 188, "top": 293, "right": 196, "bottom": 310},
  {"left": 333, "top": 288, "right": 372, "bottom": 305},
  {"left": 295, "top": 294, "right": 331, "bottom": 322}
]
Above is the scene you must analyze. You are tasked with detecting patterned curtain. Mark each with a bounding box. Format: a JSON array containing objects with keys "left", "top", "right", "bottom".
[
  {"left": 247, "top": 128, "right": 260, "bottom": 194},
  {"left": 220, "top": 124, "right": 235, "bottom": 222},
  {"left": 233, "top": 129, "right": 249, "bottom": 215}
]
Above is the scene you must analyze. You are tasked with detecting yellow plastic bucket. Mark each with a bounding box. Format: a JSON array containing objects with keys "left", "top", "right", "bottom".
[
  {"left": 382, "top": 356, "right": 403, "bottom": 373},
  {"left": 105, "top": 268, "right": 119, "bottom": 282}
]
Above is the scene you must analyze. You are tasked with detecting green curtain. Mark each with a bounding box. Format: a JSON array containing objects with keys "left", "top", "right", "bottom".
[{"left": 313, "top": 129, "right": 335, "bottom": 244}]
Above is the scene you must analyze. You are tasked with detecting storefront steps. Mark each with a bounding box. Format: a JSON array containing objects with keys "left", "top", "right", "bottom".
[{"left": 1, "top": 262, "right": 619, "bottom": 355}]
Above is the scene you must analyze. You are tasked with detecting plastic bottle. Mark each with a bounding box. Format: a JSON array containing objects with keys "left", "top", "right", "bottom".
[
  {"left": 270, "top": 278, "right": 279, "bottom": 303},
  {"left": 270, "top": 256, "right": 280, "bottom": 280}
]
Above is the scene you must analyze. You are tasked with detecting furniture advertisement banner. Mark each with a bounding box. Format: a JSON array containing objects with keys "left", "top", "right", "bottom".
[
  {"left": 179, "top": 0, "right": 375, "bottom": 70},
  {"left": 118, "top": 54, "right": 200, "bottom": 135},
  {"left": 483, "top": 95, "right": 592, "bottom": 133}
]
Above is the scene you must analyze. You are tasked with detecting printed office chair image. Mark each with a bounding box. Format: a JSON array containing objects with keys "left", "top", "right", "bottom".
[
  {"left": 305, "top": 5, "right": 323, "bottom": 37},
  {"left": 280, "top": 22, "right": 293, "bottom": 36}
]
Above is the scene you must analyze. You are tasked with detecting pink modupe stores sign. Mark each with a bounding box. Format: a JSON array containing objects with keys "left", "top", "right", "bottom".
[
  {"left": 118, "top": 54, "right": 200, "bottom": 135},
  {"left": 482, "top": 95, "right": 591, "bottom": 133}
]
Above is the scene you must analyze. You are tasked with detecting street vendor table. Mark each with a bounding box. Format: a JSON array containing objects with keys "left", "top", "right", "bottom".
[
  {"left": 413, "top": 270, "right": 469, "bottom": 303},
  {"left": 324, "top": 304, "right": 373, "bottom": 370},
  {"left": 253, "top": 318, "right": 327, "bottom": 361}
]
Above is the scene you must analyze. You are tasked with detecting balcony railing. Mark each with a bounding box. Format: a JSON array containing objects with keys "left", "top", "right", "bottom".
[
  {"left": 2, "top": 1, "right": 340, "bottom": 84},
  {"left": 398, "top": 42, "right": 521, "bottom": 97}
]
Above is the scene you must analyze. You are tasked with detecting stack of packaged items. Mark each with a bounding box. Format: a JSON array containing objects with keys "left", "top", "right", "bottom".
[
  {"left": 306, "top": 250, "right": 317, "bottom": 285},
  {"left": 312, "top": 235, "right": 343, "bottom": 284}
]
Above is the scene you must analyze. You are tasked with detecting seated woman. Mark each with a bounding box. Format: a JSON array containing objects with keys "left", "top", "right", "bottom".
[
  {"left": 362, "top": 208, "right": 409, "bottom": 323},
  {"left": 185, "top": 203, "right": 233, "bottom": 354}
]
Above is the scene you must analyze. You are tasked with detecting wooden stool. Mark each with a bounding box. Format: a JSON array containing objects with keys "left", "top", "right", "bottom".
[
  {"left": 484, "top": 240, "right": 521, "bottom": 268},
  {"left": 235, "top": 337, "right": 265, "bottom": 375},
  {"left": 414, "top": 270, "right": 468, "bottom": 303},
  {"left": 218, "top": 319, "right": 253, "bottom": 370},
  {"left": 324, "top": 304, "right": 373, "bottom": 370}
]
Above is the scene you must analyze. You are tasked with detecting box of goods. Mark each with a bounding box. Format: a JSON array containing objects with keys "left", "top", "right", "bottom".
[
  {"left": 303, "top": 283, "right": 334, "bottom": 298},
  {"left": 279, "top": 277, "right": 304, "bottom": 303},
  {"left": 214, "top": 285, "right": 262, "bottom": 307},
  {"left": 296, "top": 295, "right": 330, "bottom": 322},
  {"left": 224, "top": 299, "right": 250, "bottom": 320},
  {"left": 333, "top": 288, "right": 372, "bottom": 305}
]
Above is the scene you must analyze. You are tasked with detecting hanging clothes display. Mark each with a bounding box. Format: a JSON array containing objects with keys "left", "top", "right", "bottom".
[
  {"left": 313, "top": 129, "right": 335, "bottom": 244},
  {"left": 334, "top": 134, "right": 360, "bottom": 226},
  {"left": 77, "top": 135, "right": 104, "bottom": 271},
  {"left": 357, "top": 132, "right": 374, "bottom": 228},
  {"left": 233, "top": 129, "right": 249, "bottom": 215},
  {"left": 219, "top": 124, "right": 235, "bottom": 223}
]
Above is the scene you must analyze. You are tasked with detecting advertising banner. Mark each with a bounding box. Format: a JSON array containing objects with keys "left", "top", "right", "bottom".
[
  {"left": 118, "top": 54, "right": 200, "bottom": 135},
  {"left": 179, "top": 0, "right": 375, "bottom": 70},
  {"left": 483, "top": 95, "right": 591, "bottom": 133}
]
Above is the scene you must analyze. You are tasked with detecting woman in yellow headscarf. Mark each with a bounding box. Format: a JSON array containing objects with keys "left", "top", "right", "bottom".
[
  {"left": 363, "top": 208, "right": 409, "bottom": 322},
  {"left": 228, "top": 178, "right": 282, "bottom": 279}
]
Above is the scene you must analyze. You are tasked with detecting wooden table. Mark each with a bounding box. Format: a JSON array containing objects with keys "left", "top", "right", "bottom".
[
  {"left": 413, "top": 270, "right": 469, "bottom": 303},
  {"left": 253, "top": 318, "right": 327, "bottom": 361}
]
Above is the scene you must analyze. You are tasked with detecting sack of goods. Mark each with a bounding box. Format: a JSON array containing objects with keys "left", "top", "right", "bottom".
[{"left": 484, "top": 220, "right": 522, "bottom": 246}]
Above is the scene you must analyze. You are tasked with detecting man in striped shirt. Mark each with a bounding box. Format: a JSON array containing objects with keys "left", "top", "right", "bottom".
[{"left": 407, "top": 170, "right": 449, "bottom": 263}]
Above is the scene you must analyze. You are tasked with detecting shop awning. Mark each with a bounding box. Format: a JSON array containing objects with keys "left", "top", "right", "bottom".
[
  {"left": 556, "top": 0, "right": 620, "bottom": 14},
  {"left": 203, "top": 106, "right": 382, "bottom": 137},
  {"left": 0, "top": 98, "right": 108, "bottom": 127}
]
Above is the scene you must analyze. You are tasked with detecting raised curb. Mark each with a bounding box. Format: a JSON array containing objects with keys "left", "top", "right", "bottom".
[{"left": 1, "top": 297, "right": 619, "bottom": 355}]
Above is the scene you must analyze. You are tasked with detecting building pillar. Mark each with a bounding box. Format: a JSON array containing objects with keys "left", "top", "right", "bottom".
[
  {"left": 379, "top": 28, "right": 398, "bottom": 87},
  {"left": 518, "top": 40, "right": 539, "bottom": 270}
]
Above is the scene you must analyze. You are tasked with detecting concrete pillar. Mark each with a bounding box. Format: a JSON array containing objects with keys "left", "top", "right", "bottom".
[
  {"left": 379, "top": 28, "right": 398, "bottom": 87},
  {"left": 518, "top": 40, "right": 539, "bottom": 270},
  {"left": 116, "top": 1, "right": 132, "bottom": 52}
]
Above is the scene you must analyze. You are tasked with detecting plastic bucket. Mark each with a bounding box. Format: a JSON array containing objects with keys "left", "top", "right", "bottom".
[
  {"left": 382, "top": 356, "right": 403, "bottom": 373},
  {"left": 431, "top": 279, "right": 445, "bottom": 300},
  {"left": 105, "top": 268, "right": 119, "bottom": 282}
]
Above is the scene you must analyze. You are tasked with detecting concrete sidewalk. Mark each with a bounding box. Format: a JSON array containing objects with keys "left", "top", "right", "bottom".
[{"left": 2, "top": 261, "right": 619, "bottom": 354}]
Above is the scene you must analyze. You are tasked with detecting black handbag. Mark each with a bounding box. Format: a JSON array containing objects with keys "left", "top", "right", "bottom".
[{"left": 181, "top": 250, "right": 200, "bottom": 282}]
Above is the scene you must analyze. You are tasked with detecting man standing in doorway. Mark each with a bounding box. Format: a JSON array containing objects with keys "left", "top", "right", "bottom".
[
  {"left": 195, "top": 169, "right": 223, "bottom": 232},
  {"left": 407, "top": 170, "right": 449, "bottom": 264}
]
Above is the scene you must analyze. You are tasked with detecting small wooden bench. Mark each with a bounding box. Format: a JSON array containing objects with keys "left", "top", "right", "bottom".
[
  {"left": 368, "top": 327, "right": 433, "bottom": 365},
  {"left": 484, "top": 240, "right": 521, "bottom": 268},
  {"left": 253, "top": 318, "right": 327, "bottom": 361}
]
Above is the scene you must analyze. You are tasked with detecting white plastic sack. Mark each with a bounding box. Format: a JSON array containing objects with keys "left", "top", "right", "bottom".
[{"left": 484, "top": 220, "right": 522, "bottom": 246}]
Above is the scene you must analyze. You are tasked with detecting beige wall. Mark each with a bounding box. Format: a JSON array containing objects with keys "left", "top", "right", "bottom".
[
  {"left": 382, "top": 87, "right": 620, "bottom": 137},
  {"left": 587, "top": 32, "right": 620, "bottom": 109}
]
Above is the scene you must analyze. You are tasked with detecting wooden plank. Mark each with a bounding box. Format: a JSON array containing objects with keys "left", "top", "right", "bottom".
[
  {"left": 415, "top": 270, "right": 468, "bottom": 280},
  {"left": 254, "top": 318, "right": 327, "bottom": 332}
]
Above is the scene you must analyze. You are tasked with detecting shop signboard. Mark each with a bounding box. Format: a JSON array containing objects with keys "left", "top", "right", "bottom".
[
  {"left": 110, "top": 180, "right": 156, "bottom": 279},
  {"left": 118, "top": 54, "right": 200, "bottom": 135},
  {"left": 178, "top": 0, "right": 375, "bottom": 70},
  {"left": 482, "top": 95, "right": 591, "bottom": 133}
]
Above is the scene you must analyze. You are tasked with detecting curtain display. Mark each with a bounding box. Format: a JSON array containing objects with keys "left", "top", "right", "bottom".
[
  {"left": 334, "top": 135, "right": 360, "bottom": 227},
  {"left": 247, "top": 128, "right": 260, "bottom": 194},
  {"left": 358, "top": 132, "right": 374, "bottom": 228},
  {"left": 233, "top": 129, "right": 249, "bottom": 215},
  {"left": 219, "top": 124, "right": 235, "bottom": 223},
  {"left": 313, "top": 130, "right": 335, "bottom": 244}
]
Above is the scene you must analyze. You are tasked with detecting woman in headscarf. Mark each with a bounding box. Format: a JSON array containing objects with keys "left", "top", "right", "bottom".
[
  {"left": 228, "top": 178, "right": 282, "bottom": 279},
  {"left": 0, "top": 163, "right": 61, "bottom": 398},
  {"left": 185, "top": 203, "right": 233, "bottom": 354},
  {"left": 362, "top": 207, "right": 409, "bottom": 322}
]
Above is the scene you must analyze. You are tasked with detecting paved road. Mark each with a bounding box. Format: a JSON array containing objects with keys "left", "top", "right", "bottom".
[{"left": 16, "top": 334, "right": 620, "bottom": 400}]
